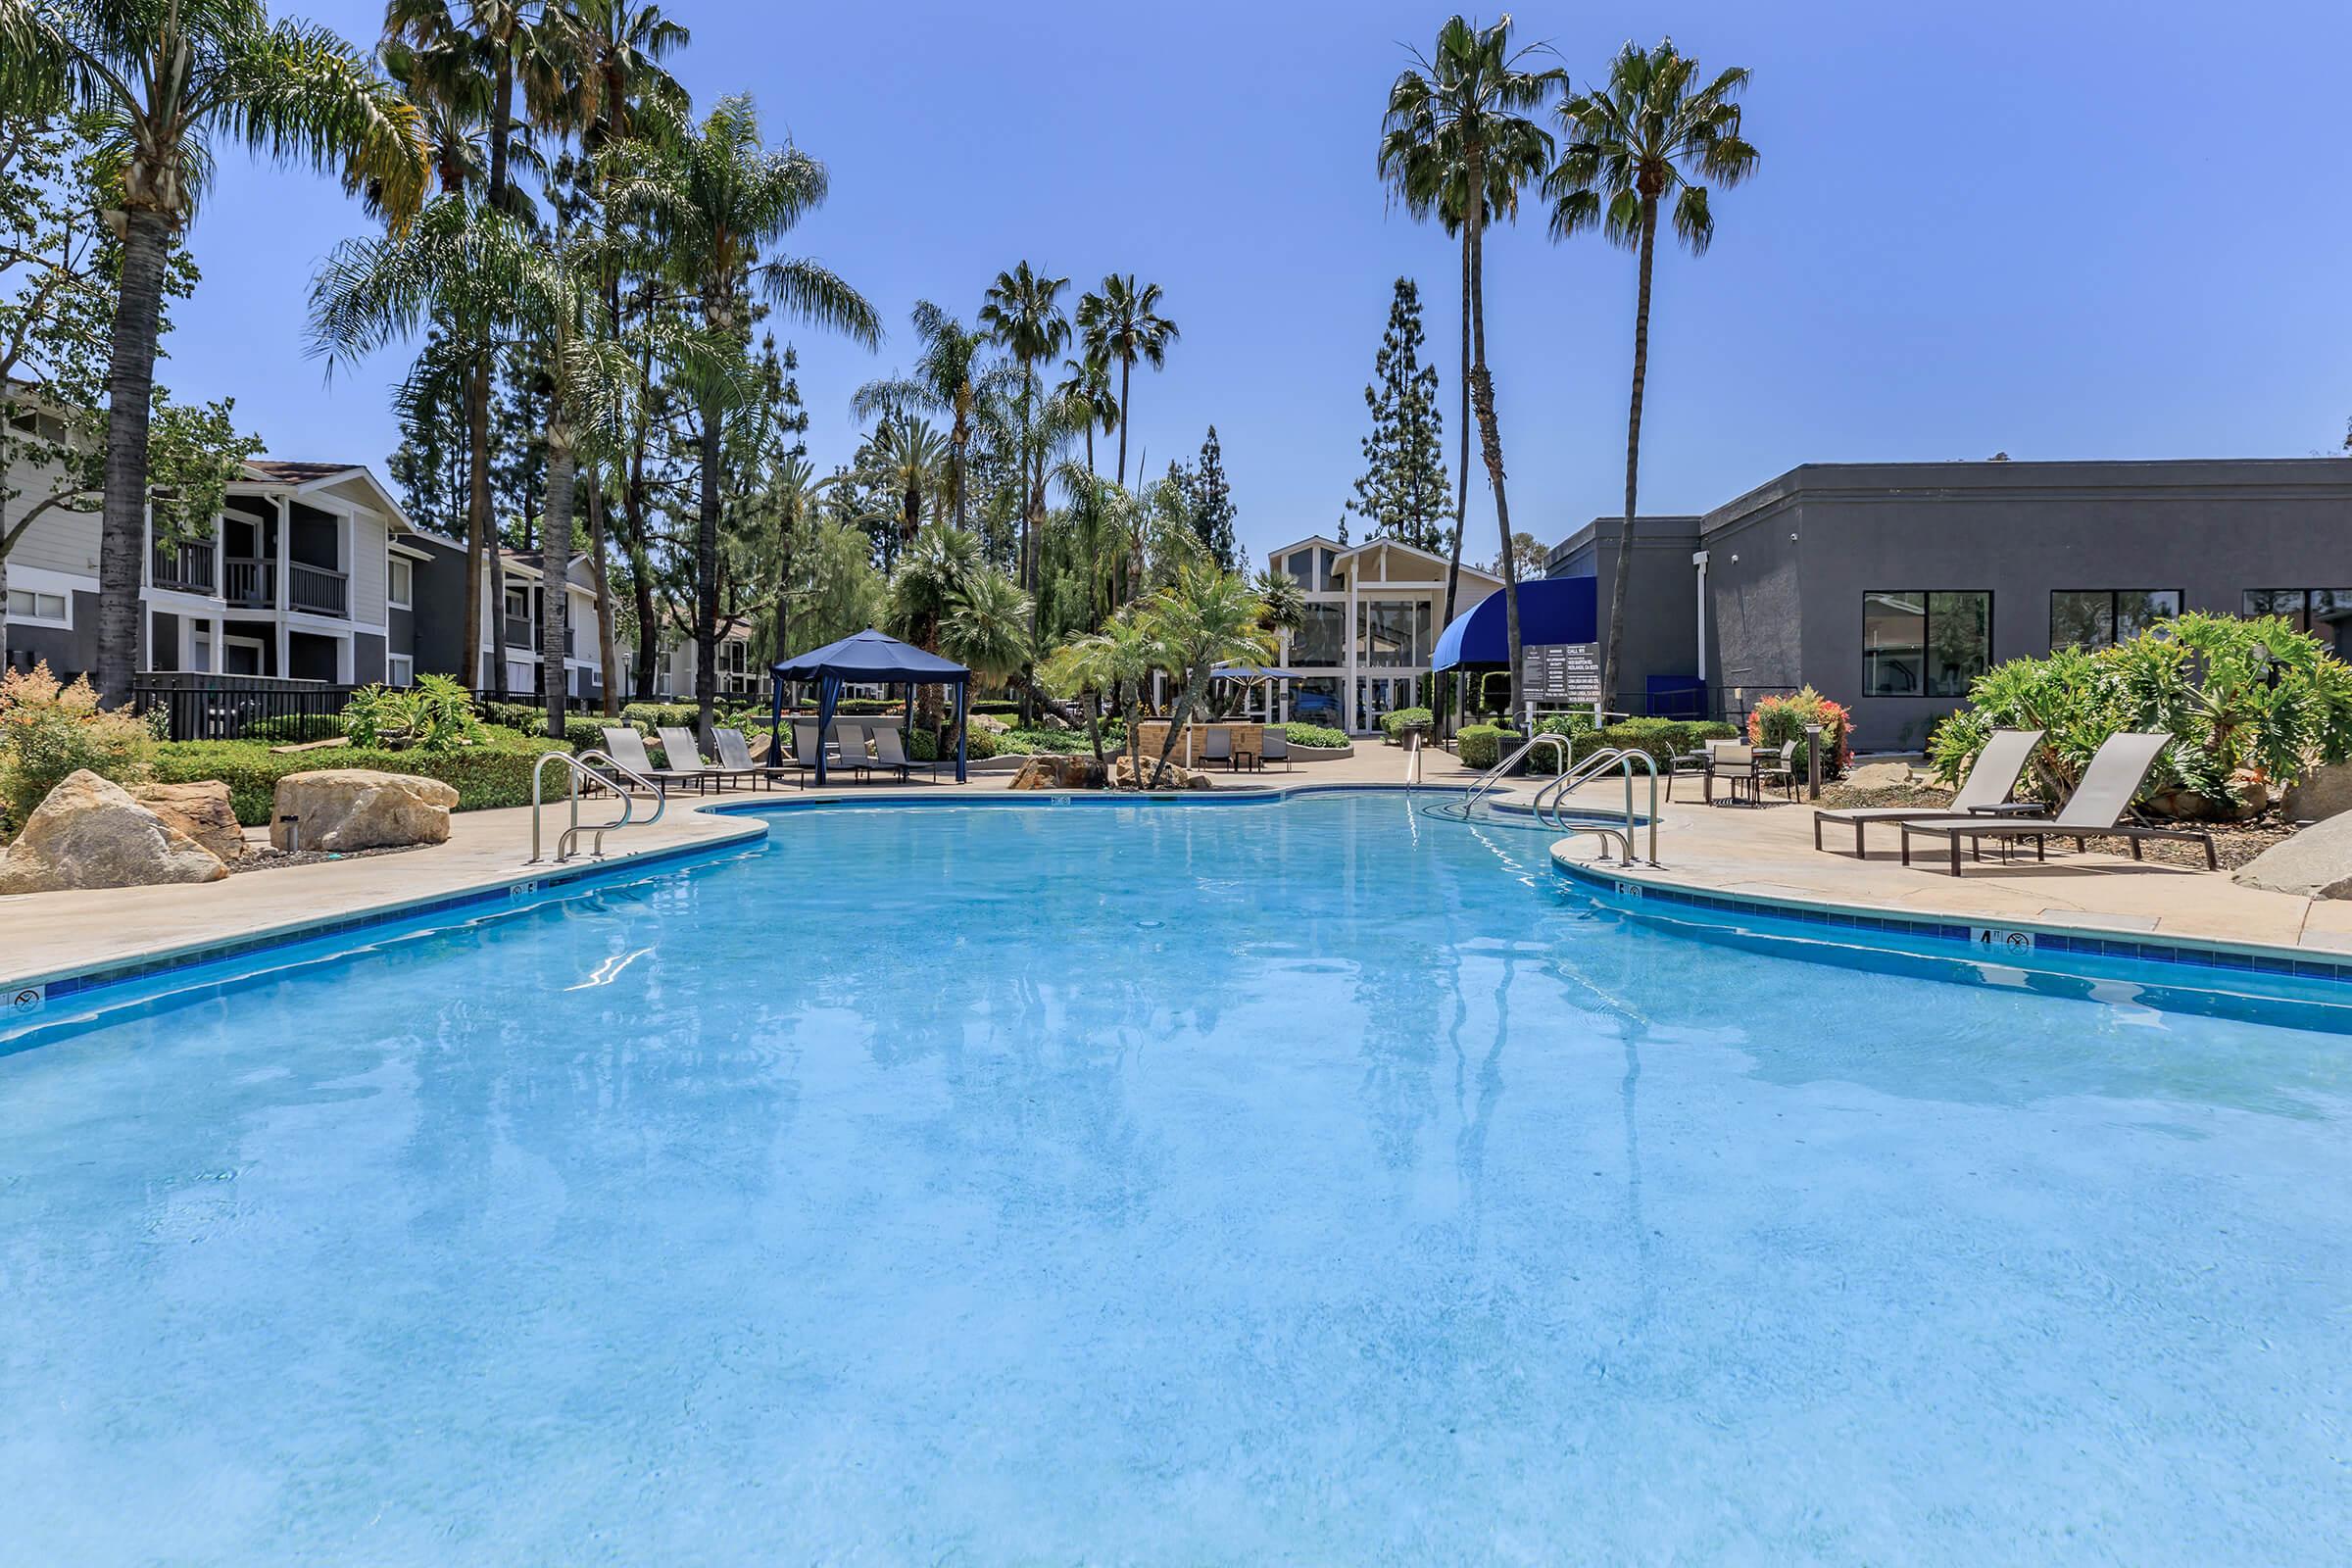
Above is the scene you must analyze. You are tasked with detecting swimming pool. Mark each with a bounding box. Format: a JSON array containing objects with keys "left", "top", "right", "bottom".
[{"left": 3, "top": 791, "right": 2345, "bottom": 1562}]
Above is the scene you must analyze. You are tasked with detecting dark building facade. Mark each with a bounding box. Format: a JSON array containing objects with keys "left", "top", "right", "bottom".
[{"left": 1548, "top": 459, "right": 2352, "bottom": 750}]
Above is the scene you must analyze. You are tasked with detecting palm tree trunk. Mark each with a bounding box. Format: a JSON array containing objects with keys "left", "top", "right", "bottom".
[
  {"left": 586, "top": 472, "right": 620, "bottom": 716},
  {"left": 1600, "top": 199, "right": 1657, "bottom": 712},
  {"left": 94, "top": 208, "right": 172, "bottom": 708},
  {"left": 466, "top": 360, "right": 494, "bottom": 700},
  {"left": 541, "top": 434, "right": 574, "bottom": 740},
  {"left": 1463, "top": 156, "right": 1523, "bottom": 722},
  {"left": 1115, "top": 354, "right": 1133, "bottom": 488},
  {"left": 1441, "top": 220, "right": 1472, "bottom": 732},
  {"left": 695, "top": 401, "right": 721, "bottom": 739}
]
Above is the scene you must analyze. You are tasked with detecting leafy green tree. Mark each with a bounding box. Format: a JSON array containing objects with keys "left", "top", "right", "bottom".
[
  {"left": 1075, "top": 272, "right": 1176, "bottom": 488},
  {"left": 939, "top": 564, "right": 1032, "bottom": 688},
  {"left": 1186, "top": 424, "right": 1236, "bottom": 569},
  {"left": 0, "top": 0, "right": 430, "bottom": 704},
  {"left": 1548, "top": 38, "right": 1755, "bottom": 708},
  {"left": 1345, "top": 276, "right": 1449, "bottom": 553},
  {"left": 1134, "top": 562, "right": 1271, "bottom": 787},
  {"left": 1379, "top": 14, "right": 1558, "bottom": 708}
]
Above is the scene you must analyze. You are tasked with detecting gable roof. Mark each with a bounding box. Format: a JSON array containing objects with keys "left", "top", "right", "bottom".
[{"left": 237, "top": 460, "right": 415, "bottom": 534}]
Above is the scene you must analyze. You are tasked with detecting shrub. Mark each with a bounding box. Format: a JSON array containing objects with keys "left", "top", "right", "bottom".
[
  {"left": 342, "top": 673, "right": 483, "bottom": 753},
  {"left": 1457, "top": 723, "right": 1522, "bottom": 771},
  {"left": 1747, "top": 687, "right": 1853, "bottom": 779},
  {"left": 1927, "top": 612, "right": 2352, "bottom": 814},
  {"left": 620, "top": 701, "right": 700, "bottom": 730},
  {"left": 242, "top": 711, "right": 349, "bottom": 744},
  {"left": 1379, "top": 706, "right": 1434, "bottom": 743},
  {"left": 1534, "top": 710, "right": 1598, "bottom": 739},
  {"left": 0, "top": 662, "right": 160, "bottom": 836},
  {"left": 1284, "top": 721, "right": 1348, "bottom": 750},
  {"left": 488, "top": 715, "right": 610, "bottom": 752},
  {"left": 152, "top": 726, "right": 574, "bottom": 825}
]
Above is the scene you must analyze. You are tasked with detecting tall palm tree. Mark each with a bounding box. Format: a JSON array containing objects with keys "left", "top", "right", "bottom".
[
  {"left": 1075, "top": 273, "right": 1177, "bottom": 488},
  {"left": 610, "top": 94, "right": 879, "bottom": 736},
  {"left": 0, "top": 0, "right": 427, "bottom": 706},
  {"left": 1054, "top": 351, "right": 1118, "bottom": 477},
  {"left": 868, "top": 414, "right": 949, "bottom": 549},
  {"left": 1548, "top": 38, "right": 1755, "bottom": 709},
  {"left": 977, "top": 262, "right": 1068, "bottom": 597},
  {"left": 852, "top": 301, "right": 988, "bottom": 534},
  {"left": 1379, "top": 14, "right": 1557, "bottom": 719}
]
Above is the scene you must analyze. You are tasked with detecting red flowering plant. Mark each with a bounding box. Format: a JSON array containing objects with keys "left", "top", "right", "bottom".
[{"left": 1747, "top": 686, "right": 1852, "bottom": 779}]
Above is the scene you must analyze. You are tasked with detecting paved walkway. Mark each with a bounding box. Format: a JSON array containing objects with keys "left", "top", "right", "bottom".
[{"left": 4, "top": 738, "right": 2335, "bottom": 989}]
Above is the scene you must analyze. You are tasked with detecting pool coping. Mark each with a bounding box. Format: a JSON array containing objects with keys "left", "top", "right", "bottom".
[{"left": 1548, "top": 845, "right": 2352, "bottom": 984}]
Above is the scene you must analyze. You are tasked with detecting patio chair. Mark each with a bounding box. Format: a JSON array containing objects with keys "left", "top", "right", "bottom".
[
  {"left": 870, "top": 724, "right": 934, "bottom": 783},
  {"left": 1201, "top": 725, "right": 1235, "bottom": 770},
  {"left": 805, "top": 719, "right": 870, "bottom": 785},
  {"left": 1259, "top": 727, "right": 1292, "bottom": 772},
  {"left": 1700, "top": 741, "right": 1753, "bottom": 806},
  {"left": 1665, "top": 747, "right": 1711, "bottom": 803},
  {"left": 1898, "top": 730, "right": 2217, "bottom": 875},
  {"left": 712, "top": 728, "right": 779, "bottom": 791},
  {"left": 660, "top": 726, "right": 763, "bottom": 793},
  {"left": 1754, "top": 740, "right": 1799, "bottom": 802},
  {"left": 1812, "top": 727, "right": 2043, "bottom": 857},
  {"left": 600, "top": 725, "right": 700, "bottom": 795}
]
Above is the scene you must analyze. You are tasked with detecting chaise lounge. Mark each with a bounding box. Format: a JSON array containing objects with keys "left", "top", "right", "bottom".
[
  {"left": 1813, "top": 727, "right": 2043, "bottom": 856},
  {"left": 1896, "top": 730, "right": 2218, "bottom": 875}
]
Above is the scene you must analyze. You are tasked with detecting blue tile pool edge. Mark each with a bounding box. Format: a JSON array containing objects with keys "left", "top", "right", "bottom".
[{"left": 1547, "top": 846, "right": 2352, "bottom": 989}]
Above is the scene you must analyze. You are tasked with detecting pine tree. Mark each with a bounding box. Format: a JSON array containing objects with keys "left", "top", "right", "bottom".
[
  {"left": 1187, "top": 425, "right": 1237, "bottom": 569},
  {"left": 1344, "top": 277, "right": 1449, "bottom": 553}
]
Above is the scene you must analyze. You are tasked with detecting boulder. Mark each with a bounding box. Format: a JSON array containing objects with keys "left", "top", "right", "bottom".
[
  {"left": 1841, "top": 760, "right": 1922, "bottom": 792},
  {"left": 969, "top": 712, "right": 1011, "bottom": 737},
  {"left": 270, "top": 769, "right": 459, "bottom": 853},
  {"left": 2234, "top": 815, "right": 2352, "bottom": 898},
  {"left": 0, "top": 769, "right": 228, "bottom": 894},
  {"left": 131, "top": 779, "right": 249, "bottom": 863},
  {"left": 2283, "top": 761, "right": 2352, "bottom": 825},
  {"left": 1007, "top": 755, "right": 1104, "bottom": 791},
  {"left": 2143, "top": 782, "right": 2266, "bottom": 823},
  {"left": 1111, "top": 755, "right": 1214, "bottom": 791}
]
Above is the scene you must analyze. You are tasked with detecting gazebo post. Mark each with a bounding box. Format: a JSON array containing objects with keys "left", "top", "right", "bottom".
[
  {"left": 815, "top": 672, "right": 844, "bottom": 788},
  {"left": 955, "top": 676, "right": 967, "bottom": 784},
  {"left": 767, "top": 672, "right": 785, "bottom": 773}
]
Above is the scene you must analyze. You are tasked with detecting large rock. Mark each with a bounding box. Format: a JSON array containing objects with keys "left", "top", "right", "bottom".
[
  {"left": 132, "top": 779, "right": 248, "bottom": 863},
  {"left": 0, "top": 769, "right": 228, "bottom": 894},
  {"left": 2283, "top": 761, "right": 2352, "bottom": 825},
  {"left": 1110, "top": 755, "right": 1214, "bottom": 791},
  {"left": 1007, "top": 755, "right": 1105, "bottom": 791},
  {"left": 2234, "top": 814, "right": 2352, "bottom": 898},
  {"left": 271, "top": 769, "right": 458, "bottom": 852}
]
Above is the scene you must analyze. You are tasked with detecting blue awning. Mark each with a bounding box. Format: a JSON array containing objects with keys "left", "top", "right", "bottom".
[
  {"left": 771, "top": 627, "right": 971, "bottom": 683},
  {"left": 1430, "top": 576, "right": 1598, "bottom": 670}
]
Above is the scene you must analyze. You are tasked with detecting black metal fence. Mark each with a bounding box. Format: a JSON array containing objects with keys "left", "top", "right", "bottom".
[{"left": 132, "top": 674, "right": 355, "bottom": 743}]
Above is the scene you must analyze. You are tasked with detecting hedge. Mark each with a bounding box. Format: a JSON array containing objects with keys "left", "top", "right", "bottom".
[
  {"left": 1457, "top": 724, "right": 1521, "bottom": 770},
  {"left": 152, "top": 731, "right": 575, "bottom": 825},
  {"left": 1284, "top": 721, "right": 1348, "bottom": 749},
  {"left": 1379, "top": 707, "right": 1434, "bottom": 743},
  {"left": 1549, "top": 717, "right": 1740, "bottom": 765}
]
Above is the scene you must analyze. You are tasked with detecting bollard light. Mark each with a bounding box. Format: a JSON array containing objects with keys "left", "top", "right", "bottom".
[{"left": 1804, "top": 722, "right": 1824, "bottom": 801}]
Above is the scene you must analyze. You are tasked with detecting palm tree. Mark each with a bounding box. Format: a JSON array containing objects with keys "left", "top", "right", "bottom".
[
  {"left": 609, "top": 95, "right": 880, "bottom": 737},
  {"left": 1135, "top": 563, "right": 1273, "bottom": 788},
  {"left": 869, "top": 414, "right": 950, "bottom": 549},
  {"left": 887, "top": 521, "right": 983, "bottom": 659},
  {"left": 1379, "top": 14, "right": 1557, "bottom": 720},
  {"left": 1549, "top": 39, "right": 1755, "bottom": 709},
  {"left": 0, "top": 0, "right": 428, "bottom": 706},
  {"left": 977, "top": 261, "right": 1069, "bottom": 600},
  {"left": 1075, "top": 274, "right": 1177, "bottom": 488},
  {"left": 939, "top": 565, "right": 1033, "bottom": 691},
  {"left": 1054, "top": 352, "right": 1118, "bottom": 477},
  {"left": 853, "top": 301, "right": 989, "bottom": 533}
]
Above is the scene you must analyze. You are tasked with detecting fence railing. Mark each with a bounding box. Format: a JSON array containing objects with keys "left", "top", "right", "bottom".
[
  {"left": 287, "top": 562, "right": 349, "bottom": 616},
  {"left": 222, "top": 558, "right": 272, "bottom": 608},
  {"left": 149, "top": 540, "right": 217, "bottom": 594},
  {"left": 132, "top": 674, "right": 354, "bottom": 743}
]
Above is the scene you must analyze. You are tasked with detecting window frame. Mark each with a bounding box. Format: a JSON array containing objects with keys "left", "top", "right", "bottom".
[
  {"left": 5, "top": 587, "right": 71, "bottom": 625},
  {"left": 387, "top": 653, "right": 415, "bottom": 687},
  {"left": 1861, "top": 588, "right": 1992, "bottom": 699},
  {"left": 2243, "top": 588, "right": 2352, "bottom": 632},
  {"left": 2049, "top": 588, "right": 2181, "bottom": 650},
  {"left": 387, "top": 555, "right": 414, "bottom": 610}
]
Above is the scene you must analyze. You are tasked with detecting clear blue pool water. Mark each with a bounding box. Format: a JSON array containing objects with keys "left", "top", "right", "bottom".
[{"left": 3, "top": 792, "right": 2347, "bottom": 1564}]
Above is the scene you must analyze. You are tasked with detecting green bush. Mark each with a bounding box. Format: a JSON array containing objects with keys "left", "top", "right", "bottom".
[
  {"left": 242, "top": 711, "right": 348, "bottom": 744},
  {"left": 1927, "top": 612, "right": 2352, "bottom": 814},
  {"left": 1379, "top": 706, "right": 1434, "bottom": 743},
  {"left": 0, "top": 662, "right": 160, "bottom": 836},
  {"left": 152, "top": 727, "right": 574, "bottom": 826},
  {"left": 1283, "top": 722, "right": 1348, "bottom": 750},
  {"left": 619, "top": 701, "right": 700, "bottom": 731},
  {"left": 1556, "top": 718, "right": 1740, "bottom": 765},
  {"left": 343, "top": 673, "right": 483, "bottom": 753},
  {"left": 1457, "top": 723, "right": 1521, "bottom": 771},
  {"left": 1747, "top": 687, "right": 1853, "bottom": 780}
]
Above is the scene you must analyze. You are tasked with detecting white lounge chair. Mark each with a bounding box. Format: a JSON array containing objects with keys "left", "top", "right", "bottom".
[
  {"left": 1813, "top": 727, "right": 2044, "bottom": 856},
  {"left": 601, "top": 726, "right": 699, "bottom": 794},
  {"left": 712, "top": 728, "right": 780, "bottom": 790},
  {"left": 870, "top": 724, "right": 933, "bottom": 783},
  {"left": 1898, "top": 730, "right": 2217, "bottom": 874},
  {"left": 659, "top": 726, "right": 762, "bottom": 792}
]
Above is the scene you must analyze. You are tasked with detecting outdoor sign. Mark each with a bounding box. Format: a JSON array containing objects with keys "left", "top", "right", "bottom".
[{"left": 1522, "top": 642, "right": 1602, "bottom": 704}]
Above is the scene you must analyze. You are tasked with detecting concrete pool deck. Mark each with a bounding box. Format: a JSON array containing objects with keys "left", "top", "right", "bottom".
[{"left": 1, "top": 741, "right": 2342, "bottom": 990}]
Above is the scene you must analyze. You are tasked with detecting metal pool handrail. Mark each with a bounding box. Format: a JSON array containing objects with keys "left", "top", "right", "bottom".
[
  {"left": 531, "top": 749, "right": 666, "bottom": 864},
  {"left": 1463, "top": 732, "right": 1571, "bottom": 813},
  {"left": 1534, "top": 746, "right": 1662, "bottom": 865}
]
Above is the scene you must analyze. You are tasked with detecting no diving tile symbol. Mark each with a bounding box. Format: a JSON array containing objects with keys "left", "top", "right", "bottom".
[{"left": 9, "top": 985, "right": 44, "bottom": 1016}]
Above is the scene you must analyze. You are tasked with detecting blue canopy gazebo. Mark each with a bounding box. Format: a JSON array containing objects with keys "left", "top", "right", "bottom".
[{"left": 768, "top": 628, "right": 972, "bottom": 786}]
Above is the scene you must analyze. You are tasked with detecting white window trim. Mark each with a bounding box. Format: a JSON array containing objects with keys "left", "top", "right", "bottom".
[
  {"left": 387, "top": 653, "right": 415, "bottom": 687},
  {"left": 387, "top": 554, "right": 413, "bottom": 610},
  {"left": 5, "top": 586, "right": 72, "bottom": 626}
]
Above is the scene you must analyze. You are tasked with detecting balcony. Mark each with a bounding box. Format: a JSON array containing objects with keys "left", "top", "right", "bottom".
[
  {"left": 149, "top": 540, "right": 217, "bottom": 594},
  {"left": 220, "top": 558, "right": 351, "bottom": 617},
  {"left": 502, "top": 615, "right": 538, "bottom": 652}
]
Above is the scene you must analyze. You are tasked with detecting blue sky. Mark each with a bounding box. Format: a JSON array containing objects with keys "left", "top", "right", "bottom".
[{"left": 171, "top": 0, "right": 2352, "bottom": 565}]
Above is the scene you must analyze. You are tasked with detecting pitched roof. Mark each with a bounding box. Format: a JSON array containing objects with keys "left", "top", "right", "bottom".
[{"left": 244, "top": 460, "right": 362, "bottom": 485}]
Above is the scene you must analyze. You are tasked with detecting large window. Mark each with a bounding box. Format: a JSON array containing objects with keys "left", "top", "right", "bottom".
[
  {"left": 1283, "top": 546, "right": 1340, "bottom": 592},
  {"left": 1356, "top": 600, "right": 1431, "bottom": 666},
  {"left": 1292, "top": 602, "right": 1346, "bottom": 665},
  {"left": 2050, "top": 589, "right": 2180, "bottom": 650},
  {"left": 1863, "top": 590, "right": 1989, "bottom": 698},
  {"left": 2244, "top": 589, "right": 2352, "bottom": 631},
  {"left": 5, "top": 587, "right": 68, "bottom": 624},
  {"left": 387, "top": 556, "right": 413, "bottom": 609}
]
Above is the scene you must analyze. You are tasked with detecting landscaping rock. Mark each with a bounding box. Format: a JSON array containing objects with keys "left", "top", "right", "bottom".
[
  {"left": 1007, "top": 755, "right": 1104, "bottom": 791},
  {"left": 969, "top": 712, "right": 1010, "bottom": 737},
  {"left": 2232, "top": 814, "right": 2352, "bottom": 898},
  {"left": 1110, "top": 755, "right": 1214, "bottom": 791},
  {"left": 1841, "top": 760, "right": 1921, "bottom": 792},
  {"left": 270, "top": 769, "right": 459, "bottom": 853},
  {"left": 2282, "top": 761, "right": 2352, "bottom": 824},
  {"left": 0, "top": 769, "right": 228, "bottom": 894},
  {"left": 2144, "top": 783, "right": 2266, "bottom": 822},
  {"left": 132, "top": 780, "right": 248, "bottom": 863}
]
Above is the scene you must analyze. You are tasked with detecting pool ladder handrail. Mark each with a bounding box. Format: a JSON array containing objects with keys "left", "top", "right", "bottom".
[
  {"left": 1531, "top": 746, "right": 1662, "bottom": 865},
  {"left": 1461, "top": 732, "right": 1572, "bottom": 813},
  {"left": 530, "top": 749, "right": 667, "bottom": 864}
]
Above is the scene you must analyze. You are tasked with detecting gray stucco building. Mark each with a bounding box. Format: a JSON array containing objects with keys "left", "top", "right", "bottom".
[{"left": 1547, "top": 458, "right": 2352, "bottom": 750}]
